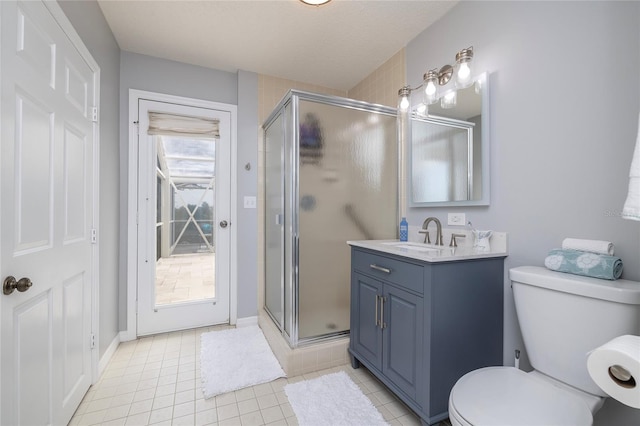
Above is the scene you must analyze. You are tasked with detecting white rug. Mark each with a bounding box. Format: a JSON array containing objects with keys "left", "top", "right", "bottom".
[
  {"left": 284, "top": 371, "right": 388, "bottom": 426},
  {"left": 200, "top": 326, "right": 285, "bottom": 398}
]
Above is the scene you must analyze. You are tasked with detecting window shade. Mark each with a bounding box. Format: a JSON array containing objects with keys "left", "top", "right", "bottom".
[{"left": 147, "top": 111, "right": 220, "bottom": 138}]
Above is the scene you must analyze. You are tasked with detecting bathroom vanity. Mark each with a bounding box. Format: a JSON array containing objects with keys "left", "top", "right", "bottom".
[{"left": 348, "top": 240, "right": 506, "bottom": 425}]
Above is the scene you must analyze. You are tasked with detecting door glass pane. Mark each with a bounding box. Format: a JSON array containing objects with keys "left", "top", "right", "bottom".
[{"left": 155, "top": 136, "right": 216, "bottom": 306}]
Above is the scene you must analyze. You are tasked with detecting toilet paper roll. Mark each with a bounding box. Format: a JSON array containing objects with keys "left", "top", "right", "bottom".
[{"left": 587, "top": 335, "right": 640, "bottom": 409}]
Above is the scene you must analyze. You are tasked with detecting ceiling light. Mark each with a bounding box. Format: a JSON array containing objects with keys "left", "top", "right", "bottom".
[{"left": 299, "top": 0, "right": 332, "bottom": 6}]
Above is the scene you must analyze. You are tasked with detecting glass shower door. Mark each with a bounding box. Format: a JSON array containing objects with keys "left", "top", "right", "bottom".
[
  {"left": 264, "top": 113, "right": 284, "bottom": 328},
  {"left": 296, "top": 99, "right": 398, "bottom": 340}
]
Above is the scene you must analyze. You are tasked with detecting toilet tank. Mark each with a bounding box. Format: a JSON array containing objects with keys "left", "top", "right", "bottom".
[{"left": 510, "top": 266, "right": 640, "bottom": 396}]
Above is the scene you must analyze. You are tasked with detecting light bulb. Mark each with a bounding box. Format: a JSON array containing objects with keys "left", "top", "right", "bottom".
[
  {"left": 455, "top": 47, "right": 474, "bottom": 88},
  {"left": 457, "top": 62, "right": 471, "bottom": 83},
  {"left": 416, "top": 103, "right": 427, "bottom": 116},
  {"left": 425, "top": 81, "right": 436, "bottom": 97},
  {"left": 399, "top": 96, "right": 410, "bottom": 111},
  {"left": 423, "top": 70, "right": 439, "bottom": 105},
  {"left": 441, "top": 91, "right": 457, "bottom": 109}
]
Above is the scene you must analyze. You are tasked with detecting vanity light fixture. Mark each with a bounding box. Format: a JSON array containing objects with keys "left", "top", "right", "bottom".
[
  {"left": 398, "top": 46, "right": 474, "bottom": 117},
  {"left": 299, "top": 0, "right": 332, "bottom": 6}
]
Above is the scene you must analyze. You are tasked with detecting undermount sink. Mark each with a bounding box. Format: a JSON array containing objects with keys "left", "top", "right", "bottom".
[{"left": 381, "top": 242, "right": 444, "bottom": 253}]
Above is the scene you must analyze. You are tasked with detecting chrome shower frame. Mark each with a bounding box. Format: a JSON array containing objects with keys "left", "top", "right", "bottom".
[{"left": 263, "top": 90, "right": 399, "bottom": 348}]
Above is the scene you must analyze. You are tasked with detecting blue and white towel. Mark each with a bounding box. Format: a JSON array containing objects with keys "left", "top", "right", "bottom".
[{"left": 544, "top": 249, "right": 623, "bottom": 280}]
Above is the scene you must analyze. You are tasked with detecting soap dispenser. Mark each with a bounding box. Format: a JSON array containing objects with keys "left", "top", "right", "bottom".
[{"left": 399, "top": 217, "right": 408, "bottom": 242}]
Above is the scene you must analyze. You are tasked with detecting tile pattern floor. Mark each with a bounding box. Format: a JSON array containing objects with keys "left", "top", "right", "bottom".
[
  {"left": 155, "top": 254, "right": 215, "bottom": 305},
  {"left": 70, "top": 325, "right": 423, "bottom": 426}
]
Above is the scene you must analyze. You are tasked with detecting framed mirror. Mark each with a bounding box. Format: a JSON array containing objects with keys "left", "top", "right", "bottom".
[{"left": 410, "top": 72, "right": 490, "bottom": 207}]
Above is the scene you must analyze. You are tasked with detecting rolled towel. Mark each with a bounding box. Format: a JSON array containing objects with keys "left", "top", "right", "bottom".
[
  {"left": 545, "top": 249, "right": 623, "bottom": 280},
  {"left": 562, "top": 238, "right": 614, "bottom": 256}
]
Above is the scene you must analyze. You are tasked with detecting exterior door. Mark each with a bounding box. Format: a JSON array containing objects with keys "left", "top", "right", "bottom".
[
  {"left": 0, "top": 1, "right": 97, "bottom": 425},
  {"left": 136, "top": 98, "right": 231, "bottom": 335}
]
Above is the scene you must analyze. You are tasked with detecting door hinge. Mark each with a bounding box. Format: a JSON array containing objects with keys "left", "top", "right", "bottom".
[
  {"left": 91, "top": 106, "right": 98, "bottom": 123},
  {"left": 90, "top": 333, "right": 96, "bottom": 349},
  {"left": 91, "top": 228, "right": 97, "bottom": 244}
]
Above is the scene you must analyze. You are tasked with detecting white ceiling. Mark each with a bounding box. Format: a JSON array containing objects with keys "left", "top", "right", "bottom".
[{"left": 97, "top": 0, "right": 458, "bottom": 91}]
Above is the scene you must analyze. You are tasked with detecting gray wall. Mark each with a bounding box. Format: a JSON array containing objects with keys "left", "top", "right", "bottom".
[
  {"left": 118, "top": 52, "right": 259, "bottom": 328},
  {"left": 237, "top": 71, "right": 259, "bottom": 318},
  {"left": 405, "top": 1, "right": 640, "bottom": 423},
  {"left": 58, "top": 0, "right": 121, "bottom": 359}
]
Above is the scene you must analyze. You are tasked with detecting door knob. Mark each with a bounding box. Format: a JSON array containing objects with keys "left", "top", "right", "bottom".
[
  {"left": 219, "top": 220, "right": 228, "bottom": 228},
  {"left": 3, "top": 276, "right": 33, "bottom": 295}
]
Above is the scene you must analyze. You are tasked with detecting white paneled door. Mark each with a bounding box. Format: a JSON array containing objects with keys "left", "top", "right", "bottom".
[{"left": 0, "top": 1, "right": 98, "bottom": 425}]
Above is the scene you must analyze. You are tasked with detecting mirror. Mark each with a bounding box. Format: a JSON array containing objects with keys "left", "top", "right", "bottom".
[{"left": 410, "top": 72, "right": 490, "bottom": 207}]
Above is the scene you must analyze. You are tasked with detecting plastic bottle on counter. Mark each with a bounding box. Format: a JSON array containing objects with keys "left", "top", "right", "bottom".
[{"left": 399, "top": 217, "right": 408, "bottom": 242}]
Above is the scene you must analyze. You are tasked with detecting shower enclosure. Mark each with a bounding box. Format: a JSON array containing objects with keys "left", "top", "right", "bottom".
[{"left": 263, "top": 90, "right": 398, "bottom": 347}]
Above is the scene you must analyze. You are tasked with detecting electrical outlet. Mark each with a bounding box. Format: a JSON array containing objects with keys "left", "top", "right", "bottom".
[
  {"left": 244, "top": 196, "right": 257, "bottom": 209},
  {"left": 448, "top": 213, "right": 466, "bottom": 226}
]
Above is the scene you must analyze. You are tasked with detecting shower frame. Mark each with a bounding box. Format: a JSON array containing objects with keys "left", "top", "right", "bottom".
[{"left": 263, "top": 90, "right": 399, "bottom": 348}]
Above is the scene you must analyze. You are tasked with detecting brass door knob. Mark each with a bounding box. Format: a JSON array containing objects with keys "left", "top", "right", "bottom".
[{"left": 3, "top": 276, "right": 33, "bottom": 295}]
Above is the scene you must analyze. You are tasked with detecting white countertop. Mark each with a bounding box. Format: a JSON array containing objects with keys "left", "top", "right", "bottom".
[{"left": 348, "top": 231, "right": 508, "bottom": 263}]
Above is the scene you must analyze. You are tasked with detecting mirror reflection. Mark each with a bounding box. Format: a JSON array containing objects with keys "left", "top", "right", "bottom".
[{"left": 410, "top": 73, "right": 489, "bottom": 206}]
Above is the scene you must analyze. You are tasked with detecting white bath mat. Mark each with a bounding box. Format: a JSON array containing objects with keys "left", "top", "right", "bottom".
[
  {"left": 284, "top": 371, "right": 388, "bottom": 426},
  {"left": 200, "top": 326, "right": 285, "bottom": 398}
]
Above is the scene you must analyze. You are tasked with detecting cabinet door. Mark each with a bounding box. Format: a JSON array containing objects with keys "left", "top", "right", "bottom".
[
  {"left": 351, "top": 272, "right": 383, "bottom": 371},
  {"left": 382, "top": 284, "right": 423, "bottom": 400}
]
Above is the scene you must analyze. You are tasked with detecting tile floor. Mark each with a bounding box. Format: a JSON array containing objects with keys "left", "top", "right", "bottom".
[
  {"left": 69, "top": 325, "right": 423, "bottom": 426},
  {"left": 155, "top": 254, "right": 215, "bottom": 305}
]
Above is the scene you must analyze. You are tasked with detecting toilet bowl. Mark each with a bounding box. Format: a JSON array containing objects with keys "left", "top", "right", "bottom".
[{"left": 447, "top": 266, "right": 640, "bottom": 426}]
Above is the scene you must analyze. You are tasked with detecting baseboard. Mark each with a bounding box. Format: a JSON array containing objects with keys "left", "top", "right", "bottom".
[
  {"left": 119, "top": 329, "right": 137, "bottom": 342},
  {"left": 98, "top": 334, "right": 121, "bottom": 378},
  {"left": 236, "top": 316, "right": 258, "bottom": 328}
]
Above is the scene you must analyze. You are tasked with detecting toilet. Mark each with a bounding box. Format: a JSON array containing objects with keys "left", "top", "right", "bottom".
[{"left": 448, "top": 266, "right": 640, "bottom": 426}]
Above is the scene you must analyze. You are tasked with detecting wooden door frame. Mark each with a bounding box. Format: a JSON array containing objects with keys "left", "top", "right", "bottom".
[{"left": 124, "top": 89, "right": 238, "bottom": 341}]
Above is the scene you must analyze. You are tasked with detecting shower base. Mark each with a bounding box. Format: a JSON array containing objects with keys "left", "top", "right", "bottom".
[{"left": 258, "top": 309, "right": 350, "bottom": 376}]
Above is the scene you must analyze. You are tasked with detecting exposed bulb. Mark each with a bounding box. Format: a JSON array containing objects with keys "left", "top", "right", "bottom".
[
  {"left": 425, "top": 81, "right": 436, "bottom": 97},
  {"left": 457, "top": 62, "right": 471, "bottom": 83},
  {"left": 441, "top": 91, "right": 457, "bottom": 109},
  {"left": 399, "top": 96, "right": 410, "bottom": 111}
]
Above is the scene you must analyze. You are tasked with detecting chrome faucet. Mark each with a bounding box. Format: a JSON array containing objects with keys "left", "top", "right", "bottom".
[{"left": 419, "top": 217, "right": 443, "bottom": 245}]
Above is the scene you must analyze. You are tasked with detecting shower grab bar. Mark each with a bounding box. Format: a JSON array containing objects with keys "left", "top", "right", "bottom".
[{"left": 370, "top": 264, "right": 391, "bottom": 274}]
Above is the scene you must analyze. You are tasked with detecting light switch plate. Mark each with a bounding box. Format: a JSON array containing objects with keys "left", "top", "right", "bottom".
[
  {"left": 244, "top": 196, "right": 257, "bottom": 209},
  {"left": 448, "top": 212, "right": 466, "bottom": 226}
]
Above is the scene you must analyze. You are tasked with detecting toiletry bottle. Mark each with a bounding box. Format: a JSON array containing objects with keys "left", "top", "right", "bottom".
[{"left": 399, "top": 217, "right": 408, "bottom": 242}]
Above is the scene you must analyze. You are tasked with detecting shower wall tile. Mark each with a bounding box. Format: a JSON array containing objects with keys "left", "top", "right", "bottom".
[{"left": 347, "top": 48, "right": 406, "bottom": 108}]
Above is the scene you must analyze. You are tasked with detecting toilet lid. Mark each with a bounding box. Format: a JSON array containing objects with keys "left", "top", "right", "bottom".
[{"left": 450, "top": 367, "right": 593, "bottom": 426}]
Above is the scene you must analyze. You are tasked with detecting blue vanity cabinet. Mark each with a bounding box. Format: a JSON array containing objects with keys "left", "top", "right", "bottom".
[{"left": 349, "top": 246, "right": 504, "bottom": 426}]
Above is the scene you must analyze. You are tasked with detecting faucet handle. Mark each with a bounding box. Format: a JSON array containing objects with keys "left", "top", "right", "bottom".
[
  {"left": 449, "top": 233, "right": 466, "bottom": 248},
  {"left": 418, "top": 229, "right": 430, "bottom": 244}
]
